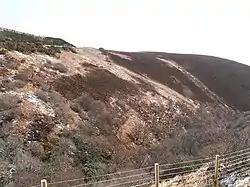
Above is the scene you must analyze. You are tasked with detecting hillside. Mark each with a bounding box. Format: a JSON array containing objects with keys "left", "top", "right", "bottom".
[
  {"left": 0, "top": 29, "right": 249, "bottom": 186},
  {"left": 0, "top": 27, "right": 76, "bottom": 56},
  {"left": 146, "top": 52, "right": 250, "bottom": 111}
]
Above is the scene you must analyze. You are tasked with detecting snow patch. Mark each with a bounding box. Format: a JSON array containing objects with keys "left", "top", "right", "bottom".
[
  {"left": 26, "top": 93, "right": 55, "bottom": 117},
  {"left": 109, "top": 52, "right": 132, "bottom": 61}
]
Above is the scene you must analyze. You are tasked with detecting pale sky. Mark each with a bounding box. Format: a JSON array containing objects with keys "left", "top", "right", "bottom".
[{"left": 1, "top": 0, "right": 250, "bottom": 65}]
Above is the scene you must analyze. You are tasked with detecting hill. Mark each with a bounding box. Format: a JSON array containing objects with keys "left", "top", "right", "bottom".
[
  {"left": 146, "top": 52, "right": 250, "bottom": 111},
  {"left": 0, "top": 27, "right": 76, "bottom": 56},
  {"left": 0, "top": 28, "right": 249, "bottom": 186}
]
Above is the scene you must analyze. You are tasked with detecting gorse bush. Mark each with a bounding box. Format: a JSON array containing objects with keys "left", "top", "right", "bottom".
[
  {"left": 0, "top": 28, "right": 76, "bottom": 56},
  {"left": 72, "top": 135, "right": 107, "bottom": 177},
  {"left": 0, "top": 28, "right": 75, "bottom": 47}
]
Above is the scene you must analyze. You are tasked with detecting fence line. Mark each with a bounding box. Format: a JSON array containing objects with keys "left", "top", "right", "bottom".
[
  {"left": 159, "top": 156, "right": 214, "bottom": 168},
  {"left": 221, "top": 147, "right": 250, "bottom": 158},
  {"left": 34, "top": 147, "right": 250, "bottom": 187},
  {"left": 47, "top": 170, "right": 154, "bottom": 186},
  {"left": 221, "top": 150, "right": 250, "bottom": 161},
  {"left": 160, "top": 162, "right": 209, "bottom": 173},
  {"left": 58, "top": 165, "right": 152, "bottom": 184}
]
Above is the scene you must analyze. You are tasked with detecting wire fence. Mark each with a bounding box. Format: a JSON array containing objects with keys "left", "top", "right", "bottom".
[{"left": 34, "top": 148, "right": 250, "bottom": 187}]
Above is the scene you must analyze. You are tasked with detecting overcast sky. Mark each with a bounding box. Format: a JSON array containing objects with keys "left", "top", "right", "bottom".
[{"left": 1, "top": 0, "right": 250, "bottom": 65}]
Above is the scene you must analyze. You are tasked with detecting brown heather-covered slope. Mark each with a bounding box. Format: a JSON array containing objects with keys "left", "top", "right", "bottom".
[
  {"left": 108, "top": 50, "right": 250, "bottom": 111},
  {"left": 146, "top": 52, "right": 250, "bottom": 111},
  {"left": 0, "top": 30, "right": 250, "bottom": 186}
]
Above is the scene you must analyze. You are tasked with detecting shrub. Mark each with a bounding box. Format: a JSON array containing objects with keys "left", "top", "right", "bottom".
[
  {"left": 72, "top": 135, "right": 106, "bottom": 177},
  {"left": 4, "top": 59, "right": 20, "bottom": 70},
  {"left": 27, "top": 114, "right": 55, "bottom": 142},
  {"left": 35, "top": 90, "right": 49, "bottom": 102},
  {"left": 28, "top": 141, "right": 44, "bottom": 157},
  {"left": 30, "top": 46, "right": 37, "bottom": 53},
  {"left": 49, "top": 46, "right": 61, "bottom": 54},
  {"left": 41, "top": 62, "right": 68, "bottom": 73},
  {"left": 20, "top": 58, "right": 26, "bottom": 63},
  {"left": 48, "top": 91, "right": 66, "bottom": 105},
  {"left": 0, "top": 159, "right": 11, "bottom": 186},
  {"left": 54, "top": 103, "right": 73, "bottom": 122},
  {"left": 52, "top": 63, "right": 68, "bottom": 73},
  {"left": 69, "top": 47, "right": 77, "bottom": 54},
  {"left": 80, "top": 62, "right": 97, "bottom": 68},
  {"left": 99, "top": 47, "right": 105, "bottom": 52},
  {"left": 40, "top": 61, "right": 52, "bottom": 70},
  {"left": 2, "top": 79, "right": 26, "bottom": 90},
  {"left": 71, "top": 94, "right": 114, "bottom": 135},
  {"left": 70, "top": 93, "right": 95, "bottom": 113},
  {"left": 0, "top": 48, "right": 8, "bottom": 55},
  {"left": 32, "top": 76, "right": 50, "bottom": 91},
  {"left": 0, "top": 94, "right": 21, "bottom": 111},
  {"left": 0, "top": 59, "right": 6, "bottom": 67},
  {"left": 0, "top": 110, "right": 15, "bottom": 139},
  {"left": 99, "top": 47, "right": 108, "bottom": 55},
  {"left": 46, "top": 59, "right": 52, "bottom": 65},
  {"left": 47, "top": 91, "right": 75, "bottom": 123},
  {"left": 14, "top": 69, "right": 33, "bottom": 82},
  {"left": 62, "top": 46, "right": 70, "bottom": 51}
]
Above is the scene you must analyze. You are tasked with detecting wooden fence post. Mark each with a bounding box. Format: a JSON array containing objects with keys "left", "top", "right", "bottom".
[
  {"left": 155, "top": 163, "right": 160, "bottom": 187},
  {"left": 41, "top": 179, "right": 47, "bottom": 187},
  {"left": 214, "top": 155, "right": 219, "bottom": 187}
]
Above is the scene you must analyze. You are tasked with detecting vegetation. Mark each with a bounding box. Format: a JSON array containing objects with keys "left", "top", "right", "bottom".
[
  {"left": 0, "top": 27, "right": 76, "bottom": 56},
  {"left": 53, "top": 69, "right": 138, "bottom": 101},
  {"left": 0, "top": 48, "right": 8, "bottom": 55},
  {"left": 0, "top": 28, "right": 250, "bottom": 186}
]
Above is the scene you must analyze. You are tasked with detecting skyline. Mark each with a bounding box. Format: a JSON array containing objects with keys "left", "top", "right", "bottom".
[{"left": 1, "top": 0, "right": 250, "bottom": 65}]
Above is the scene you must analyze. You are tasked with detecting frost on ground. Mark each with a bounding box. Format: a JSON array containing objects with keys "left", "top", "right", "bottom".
[
  {"left": 221, "top": 173, "right": 250, "bottom": 187},
  {"left": 155, "top": 164, "right": 250, "bottom": 187},
  {"left": 0, "top": 91, "right": 55, "bottom": 117}
]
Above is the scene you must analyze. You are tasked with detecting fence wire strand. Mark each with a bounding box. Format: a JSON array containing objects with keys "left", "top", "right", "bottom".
[
  {"left": 159, "top": 157, "right": 214, "bottom": 168},
  {"left": 43, "top": 164, "right": 153, "bottom": 186},
  {"left": 71, "top": 176, "right": 154, "bottom": 187},
  {"left": 221, "top": 147, "right": 250, "bottom": 158},
  {"left": 47, "top": 170, "right": 154, "bottom": 186},
  {"left": 32, "top": 147, "right": 250, "bottom": 187},
  {"left": 221, "top": 150, "right": 250, "bottom": 162},
  {"left": 160, "top": 162, "right": 209, "bottom": 174}
]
